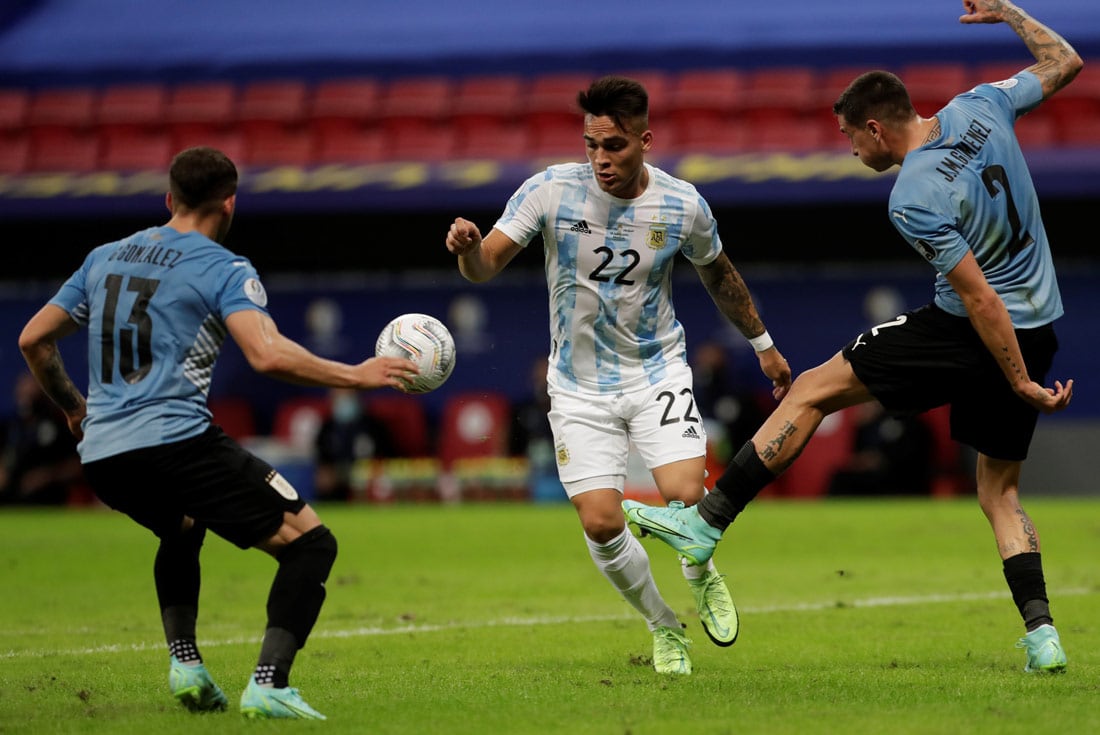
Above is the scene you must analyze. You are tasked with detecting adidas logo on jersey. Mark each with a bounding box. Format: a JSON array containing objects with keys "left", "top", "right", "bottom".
[
  {"left": 681, "top": 425, "right": 701, "bottom": 440},
  {"left": 569, "top": 219, "right": 592, "bottom": 234}
]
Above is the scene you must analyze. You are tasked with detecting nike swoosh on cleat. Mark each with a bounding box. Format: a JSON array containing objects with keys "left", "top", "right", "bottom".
[{"left": 631, "top": 509, "right": 693, "bottom": 540}]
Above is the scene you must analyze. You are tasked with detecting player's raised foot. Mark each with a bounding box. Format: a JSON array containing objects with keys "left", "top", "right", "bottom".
[
  {"left": 652, "top": 625, "right": 692, "bottom": 675},
  {"left": 1016, "top": 624, "right": 1067, "bottom": 673},
  {"left": 688, "top": 568, "right": 739, "bottom": 647},
  {"left": 169, "top": 655, "right": 228, "bottom": 712},
  {"left": 239, "top": 676, "right": 327, "bottom": 720},
  {"left": 623, "top": 499, "right": 721, "bottom": 566}
]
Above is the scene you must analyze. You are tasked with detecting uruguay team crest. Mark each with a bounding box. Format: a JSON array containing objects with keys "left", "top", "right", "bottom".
[{"left": 645, "top": 224, "right": 668, "bottom": 250}]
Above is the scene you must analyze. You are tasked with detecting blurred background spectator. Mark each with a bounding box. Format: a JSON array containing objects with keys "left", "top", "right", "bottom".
[
  {"left": 313, "top": 388, "right": 396, "bottom": 501},
  {"left": 0, "top": 372, "right": 84, "bottom": 505}
]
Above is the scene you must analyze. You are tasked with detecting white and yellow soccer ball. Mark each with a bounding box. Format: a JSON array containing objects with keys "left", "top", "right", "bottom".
[{"left": 374, "top": 313, "right": 456, "bottom": 393}]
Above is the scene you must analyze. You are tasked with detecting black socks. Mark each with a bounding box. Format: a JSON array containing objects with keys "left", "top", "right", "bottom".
[
  {"left": 1003, "top": 552, "right": 1053, "bottom": 631},
  {"left": 699, "top": 442, "right": 775, "bottom": 531}
]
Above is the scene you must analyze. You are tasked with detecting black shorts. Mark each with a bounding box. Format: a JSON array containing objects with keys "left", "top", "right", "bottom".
[
  {"left": 83, "top": 425, "right": 306, "bottom": 548},
  {"left": 841, "top": 304, "right": 1058, "bottom": 461}
]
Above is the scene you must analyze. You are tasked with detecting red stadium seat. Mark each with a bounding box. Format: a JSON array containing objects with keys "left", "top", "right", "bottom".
[
  {"left": 1043, "top": 64, "right": 1100, "bottom": 142},
  {"left": 272, "top": 395, "right": 330, "bottom": 450},
  {"left": 1013, "top": 113, "right": 1059, "bottom": 149},
  {"left": 314, "top": 126, "right": 386, "bottom": 164},
  {"left": 208, "top": 396, "right": 257, "bottom": 441},
  {"left": 615, "top": 69, "right": 671, "bottom": 124},
  {"left": 437, "top": 392, "right": 511, "bottom": 469},
  {"left": 100, "top": 129, "right": 174, "bottom": 171},
  {"left": 242, "top": 126, "right": 316, "bottom": 166},
  {"left": 455, "top": 121, "right": 529, "bottom": 160},
  {"left": 27, "top": 86, "right": 98, "bottom": 129},
  {"left": 365, "top": 394, "right": 431, "bottom": 457},
  {"left": 919, "top": 405, "right": 974, "bottom": 497},
  {"left": 384, "top": 124, "right": 457, "bottom": 161},
  {"left": 238, "top": 79, "right": 309, "bottom": 129},
  {"left": 170, "top": 125, "right": 246, "bottom": 162},
  {"left": 0, "top": 132, "right": 30, "bottom": 174},
  {"left": 165, "top": 81, "right": 237, "bottom": 128},
  {"left": 27, "top": 128, "right": 100, "bottom": 172},
  {"left": 529, "top": 119, "right": 585, "bottom": 162},
  {"left": 523, "top": 72, "right": 591, "bottom": 133},
  {"left": 309, "top": 77, "right": 382, "bottom": 133},
  {"left": 451, "top": 74, "right": 525, "bottom": 133},
  {"left": 378, "top": 76, "right": 454, "bottom": 131},
  {"left": 668, "top": 69, "right": 746, "bottom": 128},
  {"left": 741, "top": 66, "right": 818, "bottom": 123},
  {"left": 96, "top": 84, "right": 168, "bottom": 131},
  {"left": 667, "top": 116, "right": 749, "bottom": 155},
  {"left": 748, "top": 116, "right": 827, "bottom": 152},
  {"left": 899, "top": 62, "right": 971, "bottom": 115},
  {"left": 0, "top": 88, "right": 30, "bottom": 132}
]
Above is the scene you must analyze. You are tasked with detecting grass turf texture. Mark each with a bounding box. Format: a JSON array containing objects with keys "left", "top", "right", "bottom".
[{"left": 1, "top": 498, "right": 1097, "bottom": 734}]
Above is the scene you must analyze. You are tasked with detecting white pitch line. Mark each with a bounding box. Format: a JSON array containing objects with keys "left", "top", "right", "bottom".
[{"left": 1, "top": 587, "right": 1092, "bottom": 661}]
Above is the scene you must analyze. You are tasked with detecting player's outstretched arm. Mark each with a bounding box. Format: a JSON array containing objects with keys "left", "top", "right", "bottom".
[
  {"left": 226, "top": 309, "right": 418, "bottom": 391},
  {"left": 946, "top": 253, "right": 1073, "bottom": 414},
  {"left": 960, "top": 0, "right": 1082, "bottom": 99},
  {"left": 18, "top": 304, "right": 87, "bottom": 439},
  {"left": 446, "top": 217, "right": 523, "bottom": 283},
  {"left": 695, "top": 253, "right": 791, "bottom": 399}
]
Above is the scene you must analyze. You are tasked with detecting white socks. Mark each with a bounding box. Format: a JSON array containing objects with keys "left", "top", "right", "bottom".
[{"left": 586, "top": 528, "right": 679, "bottom": 631}]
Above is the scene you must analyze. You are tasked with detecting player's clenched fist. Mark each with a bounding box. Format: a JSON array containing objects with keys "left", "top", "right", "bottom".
[{"left": 446, "top": 217, "right": 483, "bottom": 256}]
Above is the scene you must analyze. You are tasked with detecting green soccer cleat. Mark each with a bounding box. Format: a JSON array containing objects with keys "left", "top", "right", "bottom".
[
  {"left": 688, "top": 568, "right": 739, "bottom": 647},
  {"left": 623, "top": 499, "right": 721, "bottom": 566},
  {"left": 1016, "top": 624, "right": 1067, "bottom": 673},
  {"left": 652, "top": 625, "right": 692, "bottom": 675},
  {"left": 169, "top": 655, "right": 228, "bottom": 712},
  {"left": 240, "top": 676, "right": 327, "bottom": 720}
]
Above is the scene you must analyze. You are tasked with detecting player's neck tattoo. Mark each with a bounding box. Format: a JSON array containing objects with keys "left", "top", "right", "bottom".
[{"left": 922, "top": 120, "right": 941, "bottom": 145}]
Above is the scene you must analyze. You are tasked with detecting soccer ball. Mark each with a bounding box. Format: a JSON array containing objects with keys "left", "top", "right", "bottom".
[{"left": 375, "top": 313, "right": 456, "bottom": 394}]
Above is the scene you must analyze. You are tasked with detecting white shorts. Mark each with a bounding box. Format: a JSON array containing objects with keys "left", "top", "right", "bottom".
[{"left": 547, "top": 363, "right": 707, "bottom": 498}]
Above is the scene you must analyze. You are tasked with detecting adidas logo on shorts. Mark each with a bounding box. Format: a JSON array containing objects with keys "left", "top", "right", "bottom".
[
  {"left": 681, "top": 425, "right": 701, "bottom": 440},
  {"left": 569, "top": 219, "right": 592, "bottom": 234}
]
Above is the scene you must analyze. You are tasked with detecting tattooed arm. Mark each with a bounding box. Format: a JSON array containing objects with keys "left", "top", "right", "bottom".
[
  {"left": 960, "top": 0, "right": 1083, "bottom": 100},
  {"left": 695, "top": 252, "right": 792, "bottom": 399},
  {"left": 18, "top": 304, "right": 87, "bottom": 439}
]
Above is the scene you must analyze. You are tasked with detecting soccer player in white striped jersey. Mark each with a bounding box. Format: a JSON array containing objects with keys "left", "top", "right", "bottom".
[{"left": 446, "top": 76, "right": 791, "bottom": 673}]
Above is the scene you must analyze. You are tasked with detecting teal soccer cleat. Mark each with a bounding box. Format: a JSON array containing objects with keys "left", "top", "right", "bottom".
[
  {"left": 240, "top": 675, "right": 327, "bottom": 720},
  {"left": 169, "top": 655, "right": 228, "bottom": 712},
  {"left": 688, "top": 568, "right": 739, "bottom": 647},
  {"left": 623, "top": 499, "right": 721, "bottom": 566},
  {"left": 652, "top": 625, "right": 692, "bottom": 675},
  {"left": 1016, "top": 624, "right": 1067, "bottom": 673}
]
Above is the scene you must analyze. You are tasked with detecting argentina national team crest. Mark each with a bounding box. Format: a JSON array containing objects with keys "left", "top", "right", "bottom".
[
  {"left": 556, "top": 444, "right": 570, "bottom": 467},
  {"left": 645, "top": 224, "right": 668, "bottom": 250}
]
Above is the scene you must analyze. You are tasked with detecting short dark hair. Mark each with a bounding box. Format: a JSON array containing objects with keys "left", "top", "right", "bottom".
[
  {"left": 168, "top": 146, "right": 238, "bottom": 212},
  {"left": 832, "top": 70, "right": 915, "bottom": 127},
  {"left": 577, "top": 76, "right": 649, "bottom": 133}
]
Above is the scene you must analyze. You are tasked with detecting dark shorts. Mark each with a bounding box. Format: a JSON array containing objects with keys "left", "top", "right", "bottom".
[
  {"left": 841, "top": 304, "right": 1058, "bottom": 461},
  {"left": 83, "top": 425, "right": 306, "bottom": 548}
]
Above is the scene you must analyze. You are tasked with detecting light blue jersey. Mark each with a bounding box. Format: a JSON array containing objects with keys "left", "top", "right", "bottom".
[
  {"left": 494, "top": 162, "right": 722, "bottom": 394},
  {"left": 889, "top": 70, "right": 1062, "bottom": 329},
  {"left": 49, "top": 226, "right": 269, "bottom": 462}
]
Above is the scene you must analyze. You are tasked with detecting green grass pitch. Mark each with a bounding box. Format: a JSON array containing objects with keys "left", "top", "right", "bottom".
[{"left": 1, "top": 497, "right": 1097, "bottom": 734}]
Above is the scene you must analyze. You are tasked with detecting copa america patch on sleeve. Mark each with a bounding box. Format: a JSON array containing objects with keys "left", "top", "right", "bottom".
[
  {"left": 244, "top": 277, "right": 268, "bottom": 307},
  {"left": 266, "top": 470, "right": 299, "bottom": 500}
]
